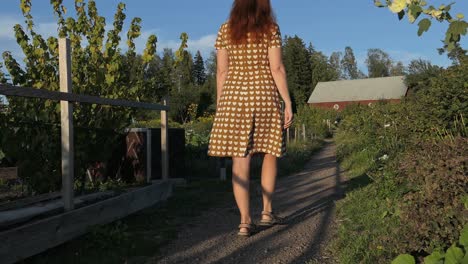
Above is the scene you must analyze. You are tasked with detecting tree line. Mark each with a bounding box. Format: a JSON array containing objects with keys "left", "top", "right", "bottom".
[{"left": 160, "top": 35, "right": 431, "bottom": 120}]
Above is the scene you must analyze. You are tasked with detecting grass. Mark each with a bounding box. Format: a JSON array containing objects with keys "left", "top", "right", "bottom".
[
  {"left": 325, "top": 136, "right": 402, "bottom": 264},
  {"left": 22, "top": 179, "right": 233, "bottom": 264},
  {"left": 329, "top": 179, "right": 400, "bottom": 264},
  {"left": 23, "top": 138, "right": 324, "bottom": 264}
]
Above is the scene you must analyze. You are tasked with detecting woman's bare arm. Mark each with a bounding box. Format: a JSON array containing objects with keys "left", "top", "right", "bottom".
[
  {"left": 269, "top": 47, "right": 293, "bottom": 129},
  {"left": 268, "top": 47, "right": 292, "bottom": 107},
  {"left": 216, "top": 49, "right": 229, "bottom": 105}
]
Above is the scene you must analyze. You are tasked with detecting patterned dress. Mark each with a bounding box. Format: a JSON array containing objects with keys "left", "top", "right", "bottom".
[{"left": 207, "top": 22, "right": 286, "bottom": 158}]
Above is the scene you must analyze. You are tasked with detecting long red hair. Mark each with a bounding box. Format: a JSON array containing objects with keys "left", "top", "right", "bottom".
[{"left": 228, "top": 0, "right": 277, "bottom": 44}]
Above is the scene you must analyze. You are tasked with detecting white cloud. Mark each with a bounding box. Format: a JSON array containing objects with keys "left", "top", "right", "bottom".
[
  {"left": 0, "top": 16, "right": 21, "bottom": 39},
  {"left": 387, "top": 50, "right": 428, "bottom": 65},
  {"left": 0, "top": 15, "right": 60, "bottom": 62},
  {"left": 36, "top": 22, "right": 58, "bottom": 38},
  {"left": 132, "top": 31, "right": 216, "bottom": 58},
  {"left": 187, "top": 34, "right": 216, "bottom": 54}
]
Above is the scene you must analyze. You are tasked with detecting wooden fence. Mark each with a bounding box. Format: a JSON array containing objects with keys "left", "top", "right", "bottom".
[
  {"left": 0, "top": 38, "right": 174, "bottom": 263},
  {"left": 0, "top": 38, "right": 170, "bottom": 211}
]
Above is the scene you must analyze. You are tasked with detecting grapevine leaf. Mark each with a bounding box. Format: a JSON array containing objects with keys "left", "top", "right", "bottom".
[
  {"left": 424, "top": 250, "right": 444, "bottom": 264},
  {"left": 374, "top": 0, "right": 385, "bottom": 8},
  {"left": 460, "top": 225, "right": 468, "bottom": 247},
  {"left": 408, "top": 4, "right": 423, "bottom": 23},
  {"left": 418, "top": 18, "right": 431, "bottom": 36},
  {"left": 398, "top": 10, "right": 405, "bottom": 20},
  {"left": 389, "top": 0, "right": 407, "bottom": 14},
  {"left": 445, "top": 245, "right": 464, "bottom": 264},
  {"left": 391, "top": 254, "right": 415, "bottom": 264}
]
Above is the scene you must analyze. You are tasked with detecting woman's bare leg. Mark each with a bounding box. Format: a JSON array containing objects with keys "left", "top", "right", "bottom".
[
  {"left": 261, "top": 153, "right": 277, "bottom": 220},
  {"left": 232, "top": 154, "right": 252, "bottom": 231}
]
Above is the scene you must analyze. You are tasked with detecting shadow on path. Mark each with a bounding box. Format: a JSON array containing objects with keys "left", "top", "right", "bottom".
[{"left": 155, "top": 140, "right": 344, "bottom": 264}]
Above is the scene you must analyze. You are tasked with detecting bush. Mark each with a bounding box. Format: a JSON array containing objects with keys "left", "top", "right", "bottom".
[
  {"left": 330, "top": 56, "right": 468, "bottom": 263},
  {"left": 294, "top": 104, "right": 336, "bottom": 139},
  {"left": 394, "top": 137, "right": 468, "bottom": 253}
]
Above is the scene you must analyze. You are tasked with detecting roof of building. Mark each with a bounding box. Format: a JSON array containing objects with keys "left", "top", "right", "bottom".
[{"left": 307, "top": 76, "right": 407, "bottom": 104}]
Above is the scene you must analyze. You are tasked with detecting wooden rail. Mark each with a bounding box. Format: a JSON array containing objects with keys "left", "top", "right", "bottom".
[
  {"left": 0, "top": 38, "right": 170, "bottom": 212},
  {"left": 0, "top": 84, "right": 169, "bottom": 111}
]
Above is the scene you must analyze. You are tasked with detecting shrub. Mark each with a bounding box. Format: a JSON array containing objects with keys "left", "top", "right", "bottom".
[
  {"left": 330, "top": 56, "right": 468, "bottom": 263},
  {"left": 393, "top": 137, "right": 468, "bottom": 253}
]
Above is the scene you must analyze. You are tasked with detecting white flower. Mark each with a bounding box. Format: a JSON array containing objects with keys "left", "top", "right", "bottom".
[{"left": 379, "top": 154, "right": 389, "bottom": 161}]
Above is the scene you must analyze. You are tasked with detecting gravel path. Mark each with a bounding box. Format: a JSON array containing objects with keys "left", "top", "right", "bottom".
[{"left": 154, "top": 140, "right": 343, "bottom": 264}]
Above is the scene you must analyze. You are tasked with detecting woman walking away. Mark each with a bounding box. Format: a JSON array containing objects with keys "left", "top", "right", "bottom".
[{"left": 207, "top": 0, "right": 293, "bottom": 237}]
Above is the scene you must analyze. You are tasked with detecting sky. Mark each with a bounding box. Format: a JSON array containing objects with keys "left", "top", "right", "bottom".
[{"left": 0, "top": 0, "right": 467, "bottom": 73}]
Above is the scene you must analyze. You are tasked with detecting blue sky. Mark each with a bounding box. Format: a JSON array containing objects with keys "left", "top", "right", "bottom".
[{"left": 0, "top": 0, "right": 467, "bottom": 72}]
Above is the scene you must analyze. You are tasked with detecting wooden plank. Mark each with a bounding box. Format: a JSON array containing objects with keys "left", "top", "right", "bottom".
[
  {"left": 302, "top": 123, "right": 306, "bottom": 141},
  {"left": 0, "top": 181, "right": 172, "bottom": 264},
  {"left": 219, "top": 158, "right": 226, "bottom": 181},
  {"left": 161, "top": 97, "right": 169, "bottom": 180},
  {"left": 146, "top": 128, "right": 152, "bottom": 183},
  {"left": 0, "top": 84, "right": 169, "bottom": 111},
  {"left": 0, "top": 192, "right": 61, "bottom": 212},
  {"left": 0, "top": 191, "right": 116, "bottom": 230},
  {"left": 0, "top": 167, "right": 18, "bottom": 181},
  {"left": 59, "top": 38, "right": 74, "bottom": 212}
]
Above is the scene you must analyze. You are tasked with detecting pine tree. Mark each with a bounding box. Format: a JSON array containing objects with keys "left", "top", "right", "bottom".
[
  {"left": 308, "top": 43, "right": 339, "bottom": 92},
  {"left": 283, "top": 35, "right": 312, "bottom": 109},
  {"left": 192, "top": 51, "right": 206, "bottom": 86},
  {"left": 341, "top": 47, "right": 360, "bottom": 79},
  {"left": 198, "top": 51, "right": 217, "bottom": 115}
]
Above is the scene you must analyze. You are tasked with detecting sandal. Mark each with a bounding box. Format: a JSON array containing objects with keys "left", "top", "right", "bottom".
[
  {"left": 238, "top": 223, "right": 255, "bottom": 237},
  {"left": 259, "top": 211, "right": 284, "bottom": 226}
]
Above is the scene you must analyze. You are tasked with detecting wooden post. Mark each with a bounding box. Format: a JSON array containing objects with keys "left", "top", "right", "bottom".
[
  {"left": 219, "top": 157, "right": 226, "bottom": 181},
  {"left": 59, "top": 38, "right": 74, "bottom": 211},
  {"left": 302, "top": 123, "right": 306, "bottom": 141},
  {"left": 161, "top": 97, "right": 169, "bottom": 180},
  {"left": 146, "top": 128, "right": 152, "bottom": 183}
]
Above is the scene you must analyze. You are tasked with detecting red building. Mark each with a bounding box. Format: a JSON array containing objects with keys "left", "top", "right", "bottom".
[{"left": 307, "top": 76, "right": 408, "bottom": 111}]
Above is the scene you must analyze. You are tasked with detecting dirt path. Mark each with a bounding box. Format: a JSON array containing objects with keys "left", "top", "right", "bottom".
[{"left": 154, "top": 140, "right": 343, "bottom": 264}]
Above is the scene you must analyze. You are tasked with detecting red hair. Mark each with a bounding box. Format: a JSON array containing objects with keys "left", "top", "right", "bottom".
[{"left": 228, "top": 0, "right": 277, "bottom": 44}]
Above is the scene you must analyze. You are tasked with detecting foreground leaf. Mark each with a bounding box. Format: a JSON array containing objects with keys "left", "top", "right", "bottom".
[
  {"left": 418, "top": 18, "right": 432, "bottom": 36},
  {"left": 392, "top": 254, "right": 415, "bottom": 264},
  {"left": 445, "top": 245, "right": 464, "bottom": 264}
]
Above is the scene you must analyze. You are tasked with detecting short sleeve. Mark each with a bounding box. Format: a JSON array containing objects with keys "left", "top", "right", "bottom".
[
  {"left": 269, "top": 24, "right": 282, "bottom": 49},
  {"left": 214, "top": 24, "right": 227, "bottom": 50}
]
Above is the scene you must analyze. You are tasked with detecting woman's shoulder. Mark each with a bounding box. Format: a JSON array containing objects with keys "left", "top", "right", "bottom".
[
  {"left": 270, "top": 23, "right": 280, "bottom": 32},
  {"left": 220, "top": 21, "right": 229, "bottom": 29}
]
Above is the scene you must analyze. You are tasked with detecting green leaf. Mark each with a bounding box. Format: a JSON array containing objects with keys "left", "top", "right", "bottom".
[
  {"left": 408, "top": 4, "right": 423, "bottom": 23},
  {"left": 418, "top": 18, "right": 432, "bottom": 36},
  {"left": 460, "top": 225, "right": 468, "bottom": 247},
  {"left": 462, "top": 253, "right": 468, "bottom": 264},
  {"left": 424, "top": 250, "right": 445, "bottom": 264},
  {"left": 448, "top": 21, "right": 468, "bottom": 37},
  {"left": 398, "top": 10, "right": 405, "bottom": 20},
  {"left": 392, "top": 254, "right": 415, "bottom": 264},
  {"left": 462, "top": 196, "right": 468, "bottom": 210},
  {"left": 374, "top": 0, "right": 385, "bottom": 7},
  {"left": 445, "top": 245, "right": 464, "bottom": 264},
  {"left": 389, "top": 0, "right": 408, "bottom": 13}
]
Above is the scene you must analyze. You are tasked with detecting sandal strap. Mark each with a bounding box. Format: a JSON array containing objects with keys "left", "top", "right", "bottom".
[
  {"left": 261, "top": 211, "right": 283, "bottom": 223},
  {"left": 261, "top": 211, "right": 276, "bottom": 218},
  {"left": 238, "top": 223, "right": 253, "bottom": 229}
]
